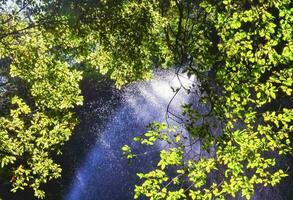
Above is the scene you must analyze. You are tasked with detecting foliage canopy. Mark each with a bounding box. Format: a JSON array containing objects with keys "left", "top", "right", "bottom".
[{"left": 0, "top": 0, "right": 292, "bottom": 199}]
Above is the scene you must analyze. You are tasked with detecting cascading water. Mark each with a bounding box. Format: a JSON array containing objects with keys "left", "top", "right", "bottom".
[{"left": 65, "top": 70, "right": 196, "bottom": 200}]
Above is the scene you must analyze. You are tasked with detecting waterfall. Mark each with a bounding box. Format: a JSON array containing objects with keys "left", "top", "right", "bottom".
[{"left": 65, "top": 70, "right": 196, "bottom": 200}]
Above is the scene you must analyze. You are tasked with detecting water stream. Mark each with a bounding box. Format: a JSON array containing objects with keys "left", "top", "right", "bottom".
[{"left": 65, "top": 70, "right": 195, "bottom": 200}]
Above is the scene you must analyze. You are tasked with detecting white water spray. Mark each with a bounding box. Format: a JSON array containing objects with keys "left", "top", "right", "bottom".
[{"left": 65, "top": 70, "right": 196, "bottom": 200}]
